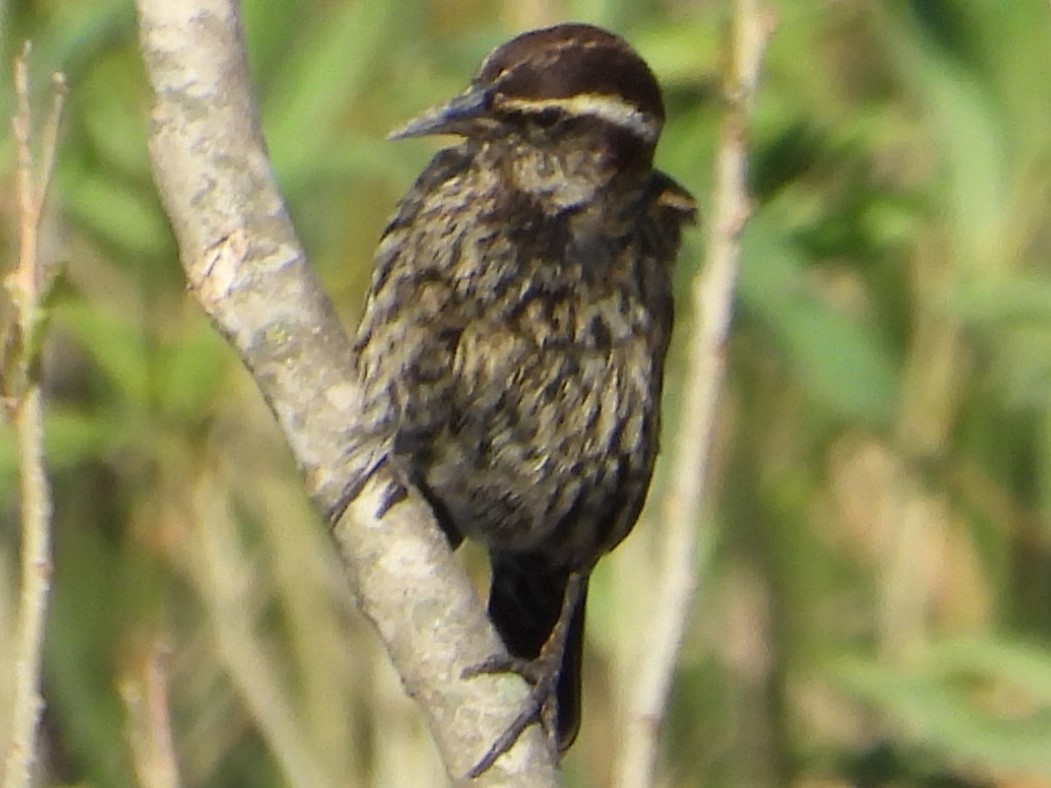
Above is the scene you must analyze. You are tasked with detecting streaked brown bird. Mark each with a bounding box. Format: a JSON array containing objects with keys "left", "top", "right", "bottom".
[{"left": 348, "top": 22, "right": 695, "bottom": 772}]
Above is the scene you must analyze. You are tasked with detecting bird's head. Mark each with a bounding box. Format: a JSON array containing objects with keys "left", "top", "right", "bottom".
[{"left": 390, "top": 24, "right": 667, "bottom": 207}]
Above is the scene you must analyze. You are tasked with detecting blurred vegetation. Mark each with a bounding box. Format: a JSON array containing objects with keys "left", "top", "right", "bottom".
[{"left": 3, "top": 0, "right": 1051, "bottom": 785}]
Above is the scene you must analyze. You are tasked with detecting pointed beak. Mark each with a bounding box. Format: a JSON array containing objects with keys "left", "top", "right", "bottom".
[{"left": 388, "top": 84, "right": 493, "bottom": 140}]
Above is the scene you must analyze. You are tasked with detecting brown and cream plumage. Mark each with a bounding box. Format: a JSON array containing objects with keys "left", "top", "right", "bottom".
[{"left": 348, "top": 22, "right": 695, "bottom": 771}]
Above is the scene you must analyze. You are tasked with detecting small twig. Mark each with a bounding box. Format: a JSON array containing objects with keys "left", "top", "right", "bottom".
[
  {"left": 35, "top": 74, "right": 69, "bottom": 224},
  {"left": 2, "top": 43, "right": 66, "bottom": 788},
  {"left": 121, "top": 640, "right": 182, "bottom": 788},
  {"left": 612, "top": 3, "right": 774, "bottom": 787}
]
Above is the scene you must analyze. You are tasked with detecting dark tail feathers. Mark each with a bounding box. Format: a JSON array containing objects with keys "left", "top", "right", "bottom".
[{"left": 487, "top": 556, "right": 587, "bottom": 750}]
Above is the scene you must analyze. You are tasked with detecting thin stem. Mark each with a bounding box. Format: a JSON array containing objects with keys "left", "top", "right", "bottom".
[
  {"left": 121, "top": 640, "right": 182, "bottom": 788},
  {"left": 612, "top": 3, "right": 774, "bottom": 786},
  {"left": 3, "top": 43, "right": 65, "bottom": 788}
]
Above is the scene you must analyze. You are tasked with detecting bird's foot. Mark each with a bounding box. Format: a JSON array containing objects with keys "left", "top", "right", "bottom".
[
  {"left": 463, "top": 572, "right": 585, "bottom": 777},
  {"left": 462, "top": 652, "right": 562, "bottom": 778}
]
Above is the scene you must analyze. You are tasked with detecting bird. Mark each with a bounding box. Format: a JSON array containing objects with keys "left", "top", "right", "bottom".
[{"left": 346, "top": 21, "right": 696, "bottom": 773}]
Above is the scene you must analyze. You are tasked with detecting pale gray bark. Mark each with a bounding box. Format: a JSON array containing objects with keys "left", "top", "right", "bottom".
[{"left": 134, "top": 1, "right": 558, "bottom": 783}]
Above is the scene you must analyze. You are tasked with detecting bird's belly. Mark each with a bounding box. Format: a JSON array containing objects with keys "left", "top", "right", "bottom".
[{"left": 422, "top": 336, "right": 659, "bottom": 564}]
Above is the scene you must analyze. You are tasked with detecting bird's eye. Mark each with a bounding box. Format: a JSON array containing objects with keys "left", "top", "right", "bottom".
[{"left": 532, "top": 107, "right": 562, "bottom": 128}]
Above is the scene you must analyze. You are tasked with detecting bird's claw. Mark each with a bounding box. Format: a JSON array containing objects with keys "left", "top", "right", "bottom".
[{"left": 463, "top": 652, "right": 562, "bottom": 777}]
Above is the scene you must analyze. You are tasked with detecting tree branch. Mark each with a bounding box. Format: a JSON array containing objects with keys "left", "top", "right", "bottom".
[
  {"left": 612, "top": 2, "right": 775, "bottom": 786},
  {"left": 133, "top": 0, "right": 557, "bottom": 783}
]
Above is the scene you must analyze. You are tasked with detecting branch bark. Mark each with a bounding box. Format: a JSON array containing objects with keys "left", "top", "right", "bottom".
[
  {"left": 612, "top": 2, "right": 775, "bottom": 786},
  {"left": 133, "top": 1, "right": 558, "bottom": 784}
]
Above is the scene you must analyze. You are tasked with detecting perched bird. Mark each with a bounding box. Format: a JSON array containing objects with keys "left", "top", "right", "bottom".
[{"left": 348, "top": 22, "right": 696, "bottom": 772}]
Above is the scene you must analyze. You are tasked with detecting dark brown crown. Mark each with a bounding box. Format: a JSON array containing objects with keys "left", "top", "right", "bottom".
[
  {"left": 476, "top": 23, "right": 665, "bottom": 132},
  {"left": 390, "top": 23, "right": 666, "bottom": 161}
]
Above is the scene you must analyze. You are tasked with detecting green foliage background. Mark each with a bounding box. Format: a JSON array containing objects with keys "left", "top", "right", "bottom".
[{"left": 4, "top": 0, "right": 1051, "bottom": 785}]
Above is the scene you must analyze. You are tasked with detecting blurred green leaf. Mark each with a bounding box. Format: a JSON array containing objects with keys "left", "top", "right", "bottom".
[
  {"left": 956, "top": 274, "right": 1051, "bottom": 326},
  {"left": 740, "top": 220, "right": 900, "bottom": 424},
  {"left": 263, "top": 0, "right": 401, "bottom": 188},
  {"left": 60, "top": 166, "right": 170, "bottom": 259},
  {"left": 834, "top": 638, "right": 1051, "bottom": 774},
  {"left": 155, "top": 322, "right": 233, "bottom": 423},
  {"left": 45, "top": 406, "right": 127, "bottom": 469},
  {"left": 955, "top": 274, "right": 1051, "bottom": 406},
  {"left": 54, "top": 298, "right": 150, "bottom": 409},
  {"left": 884, "top": 2, "right": 1009, "bottom": 270},
  {"left": 77, "top": 53, "right": 152, "bottom": 179},
  {"left": 934, "top": 638, "right": 1051, "bottom": 704}
]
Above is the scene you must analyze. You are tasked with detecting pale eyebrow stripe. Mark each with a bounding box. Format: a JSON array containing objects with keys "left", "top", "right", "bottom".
[{"left": 496, "top": 94, "right": 661, "bottom": 142}]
